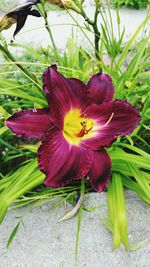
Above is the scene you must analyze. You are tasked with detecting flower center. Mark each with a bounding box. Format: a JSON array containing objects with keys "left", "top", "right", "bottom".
[
  {"left": 63, "top": 109, "right": 95, "bottom": 145},
  {"left": 76, "top": 114, "right": 94, "bottom": 138}
]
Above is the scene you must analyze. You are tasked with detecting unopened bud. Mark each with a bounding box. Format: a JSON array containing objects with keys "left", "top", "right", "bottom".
[
  {"left": 47, "top": 0, "right": 74, "bottom": 9},
  {"left": 0, "top": 14, "right": 16, "bottom": 32}
]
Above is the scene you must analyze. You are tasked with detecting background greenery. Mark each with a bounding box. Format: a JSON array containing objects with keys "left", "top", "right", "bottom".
[{"left": 112, "top": 0, "right": 149, "bottom": 9}]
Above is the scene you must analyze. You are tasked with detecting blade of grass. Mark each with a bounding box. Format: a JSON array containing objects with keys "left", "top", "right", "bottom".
[
  {"left": 6, "top": 219, "right": 22, "bottom": 249},
  {"left": 75, "top": 179, "right": 85, "bottom": 264}
]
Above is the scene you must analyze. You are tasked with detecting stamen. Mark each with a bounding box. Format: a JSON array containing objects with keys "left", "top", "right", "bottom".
[
  {"left": 103, "top": 113, "right": 114, "bottom": 127},
  {"left": 84, "top": 122, "right": 94, "bottom": 135},
  {"left": 77, "top": 116, "right": 93, "bottom": 138}
]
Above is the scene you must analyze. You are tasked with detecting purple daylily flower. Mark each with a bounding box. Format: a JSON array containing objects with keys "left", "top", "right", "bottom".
[{"left": 6, "top": 65, "right": 140, "bottom": 192}]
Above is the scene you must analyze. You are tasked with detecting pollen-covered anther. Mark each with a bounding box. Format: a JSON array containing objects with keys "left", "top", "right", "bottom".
[{"left": 76, "top": 117, "right": 94, "bottom": 138}]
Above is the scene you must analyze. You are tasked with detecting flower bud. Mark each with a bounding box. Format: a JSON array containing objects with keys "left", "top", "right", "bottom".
[
  {"left": 47, "top": 0, "right": 74, "bottom": 9},
  {"left": 0, "top": 14, "right": 16, "bottom": 32}
]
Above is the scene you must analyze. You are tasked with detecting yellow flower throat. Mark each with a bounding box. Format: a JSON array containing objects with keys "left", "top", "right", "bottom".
[{"left": 63, "top": 109, "right": 95, "bottom": 145}]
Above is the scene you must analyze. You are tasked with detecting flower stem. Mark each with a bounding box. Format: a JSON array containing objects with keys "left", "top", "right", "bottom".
[
  {"left": 79, "top": 2, "right": 101, "bottom": 70},
  {"left": 40, "top": 4, "right": 61, "bottom": 64},
  {"left": 93, "top": 3, "right": 101, "bottom": 62}
]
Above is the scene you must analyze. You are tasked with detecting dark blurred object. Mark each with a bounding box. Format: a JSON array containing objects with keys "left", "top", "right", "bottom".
[{"left": 0, "top": 0, "right": 41, "bottom": 38}]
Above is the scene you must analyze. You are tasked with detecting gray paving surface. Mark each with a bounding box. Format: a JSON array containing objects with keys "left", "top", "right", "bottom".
[{"left": 0, "top": 191, "right": 150, "bottom": 267}]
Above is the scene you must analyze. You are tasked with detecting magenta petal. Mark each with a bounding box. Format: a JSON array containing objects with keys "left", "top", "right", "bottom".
[
  {"left": 38, "top": 127, "right": 93, "bottom": 187},
  {"left": 42, "top": 65, "right": 57, "bottom": 96},
  {"left": 89, "top": 150, "right": 111, "bottom": 192},
  {"left": 42, "top": 65, "right": 86, "bottom": 128},
  {"left": 6, "top": 108, "right": 52, "bottom": 139},
  {"left": 83, "top": 100, "right": 141, "bottom": 149},
  {"left": 87, "top": 73, "right": 114, "bottom": 105},
  {"left": 67, "top": 78, "right": 87, "bottom": 109}
]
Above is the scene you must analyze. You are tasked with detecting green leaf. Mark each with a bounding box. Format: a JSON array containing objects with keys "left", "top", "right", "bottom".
[
  {"left": 6, "top": 220, "right": 22, "bottom": 249},
  {"left": 75, "top": 179, "right": 85, "bottom": 263},
  {"left": 116, "top": 15, "right": 149, "bottom": 68},
  {"left": 122, "top": 176, "right": 150, "bottom": 204},
  {"left": 127, "top": 163, "right": 150, "bottom": 199},
  {"left": 0, "top": 126, "right": 8, "bottom": 136}
]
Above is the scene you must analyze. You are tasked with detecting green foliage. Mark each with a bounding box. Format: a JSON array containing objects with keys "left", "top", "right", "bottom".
[
  {"left": 112, "top": 0, "right": 149, "bottom": 9},
  {"left": 107, "top": 173, "right": 147, "bottom": 250}
]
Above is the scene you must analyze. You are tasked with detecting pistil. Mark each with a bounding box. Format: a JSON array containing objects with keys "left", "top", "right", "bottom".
[{"left": 103, "top": 113, "right": 114, "bottom": 127}]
